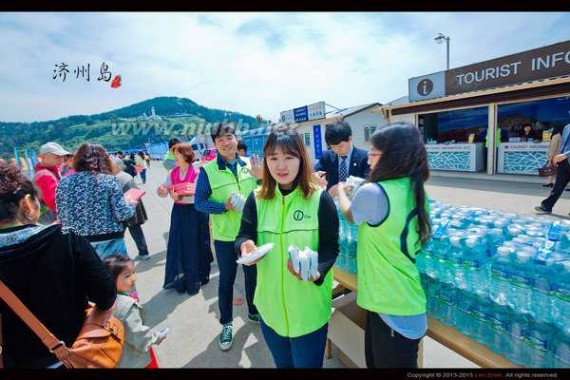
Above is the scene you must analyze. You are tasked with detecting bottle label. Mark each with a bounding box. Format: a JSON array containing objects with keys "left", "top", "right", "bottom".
[
  {"left": 489, "top": 316, "right": 507, "bottom": 332},
  {"left": 491, "top": 268, "right": 510, "bottom": 281},
  {"left": 534, "top": 240, "right": 555, "bottom": 265},
  {"left": 432, "top": 220, "right": 449, "bottom": 240},
  {"left": 472, "top": 309, "right": 489, "bottom": 324},
  {"left": 554, "top": 287, "right": 570, "bottom": 302},
  {"left": 511, "top": 274, "right": 533, "bottom": 288},
  {"left": 548, "top": 221, "right": 562, "bottom": 241},
  {"left": 526, "top": 336, "right": 548, "bottom": 351},
  {"left": 462, "top": 259, "right": 482, "bottom": 269}
]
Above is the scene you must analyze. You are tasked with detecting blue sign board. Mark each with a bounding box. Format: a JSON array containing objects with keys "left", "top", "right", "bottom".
[
  {"left": 294, "top": 106, "right": 309, "bottom": 122},
  {"left": 313, "top": 124, "right": 323, "bottom": 159}
]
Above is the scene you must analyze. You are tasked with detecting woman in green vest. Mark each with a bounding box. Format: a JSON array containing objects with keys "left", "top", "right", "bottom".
[
  {"left": 337, "top": 122, "right": 431, "bottom": 368},
  {"left": 235, "top": 125, "right": 339, "bottom": 368}
]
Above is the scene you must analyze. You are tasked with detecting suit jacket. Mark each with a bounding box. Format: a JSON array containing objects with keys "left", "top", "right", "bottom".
[{"left": 314, "top": 146, "right": 370, "bottom": 190}]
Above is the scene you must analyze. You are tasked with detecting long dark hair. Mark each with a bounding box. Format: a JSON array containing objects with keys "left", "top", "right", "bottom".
[
  {"left": 258, "top": 124, "right": 315, "bottom": 200},
  {"left": 368, "top": 122, "right": 431, "bottom": 245}
]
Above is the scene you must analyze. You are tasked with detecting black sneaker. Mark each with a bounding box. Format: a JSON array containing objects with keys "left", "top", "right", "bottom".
[
  {"left": 247, "top": 313, "right": 261, "bottom": 324},
  {"left": 534, "top": 205, "right": 552, "bottom": 214}
]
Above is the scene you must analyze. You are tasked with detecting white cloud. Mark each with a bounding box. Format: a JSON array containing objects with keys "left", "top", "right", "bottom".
[{"left": 1, "top": 12, "right": 569, "bottom": 122}]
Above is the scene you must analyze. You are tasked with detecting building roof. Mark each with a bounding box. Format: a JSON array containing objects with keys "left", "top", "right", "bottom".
[
  {"left": 325, "top": 102, "right": 381, "bottom": 118},
  {"left": 383, "top": 96, "right": 409, "bottom": 106},
  {"left": 381, "top": 76, "right": 570, "bottom": 117}
]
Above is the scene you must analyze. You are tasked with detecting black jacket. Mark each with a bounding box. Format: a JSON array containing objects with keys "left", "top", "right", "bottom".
[
  {"left": 314, "top": 146, "right": 370, "bottom": 190},
  {"left": 0, "top": 224, "right": 116, "bottom": 368}
]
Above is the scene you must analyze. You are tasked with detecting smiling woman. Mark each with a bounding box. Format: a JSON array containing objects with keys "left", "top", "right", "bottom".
[{"left": 234, "top": 124, "right": 340, "bottom": 368}]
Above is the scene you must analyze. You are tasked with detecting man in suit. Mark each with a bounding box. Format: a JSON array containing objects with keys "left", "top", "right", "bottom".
[{"left": 314, "top": 120, "right": 370, "bottom": 196}]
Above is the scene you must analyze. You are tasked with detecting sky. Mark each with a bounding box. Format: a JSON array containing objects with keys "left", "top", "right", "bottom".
[{"left": 1, "top": 12, "right": 570, "bottom": 123}]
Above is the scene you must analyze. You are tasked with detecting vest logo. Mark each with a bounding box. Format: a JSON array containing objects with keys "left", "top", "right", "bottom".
[
  {"left": 293, "top": 210, "right": 304, "bottom": 221},
  {"left": 417, "top": 79, "right": 433, "bottom": 96},
  {"left": 241, "top": 167, "right": 250, "bottom": 175}
]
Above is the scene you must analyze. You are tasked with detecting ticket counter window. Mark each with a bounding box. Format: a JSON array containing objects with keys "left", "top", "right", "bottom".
[
  {"left": 419, "top": 107, "right": 488, "bottom": 173},
  {"left": 496, "top": 96, "right": 570, "bottom": 175}
]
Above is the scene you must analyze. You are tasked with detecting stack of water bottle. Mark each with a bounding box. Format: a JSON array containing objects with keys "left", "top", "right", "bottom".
[
  {"left": 335, "top": 205, "right": 359, "bottom": 273},
  {"left": 333, "top": 176, "right": 365, "bottom": 274},
  {"left": 417, "top": 200, "right": 570, "bottom": 368}
]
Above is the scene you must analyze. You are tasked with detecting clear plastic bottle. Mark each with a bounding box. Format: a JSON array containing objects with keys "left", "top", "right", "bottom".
[
  {"left": 522, "top": 322, "right": 552, "bottom": 368},
  {"left": 552, "top": 261, "right": 570, "bottom": 330},
  {"left": 531, "top": 242, "right": 556, "bottom": 324},
  {"left": 509, "top": 249, "right": 534, "bottom": 313},
  {"left": 489, "top": 246, "right": 512, "bottom": 306},
  {"left": 470, "top": 293, "right": 493, "bottom": 347},
  {"left": 463, "top": 235, "right": 490, "bottom": 296},
  {"left": 549, "top": 326, "right": 570, "bottom": 368},
  {"left": 455, "top": 289, "right": 476, "bottom": 337},
  {"left": 505, "top": 313, "right": 529, "bottom": 366},
  {"left": 436, "top": 282, "right": 456, "bottom": 327},
  {"left": 487, "top": 303, "right": 510, "bottom": 355}
]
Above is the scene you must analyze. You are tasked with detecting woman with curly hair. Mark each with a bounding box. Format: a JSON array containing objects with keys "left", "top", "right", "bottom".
[{"left": 56, "top": 143, "right": 137, "bottom": 259}]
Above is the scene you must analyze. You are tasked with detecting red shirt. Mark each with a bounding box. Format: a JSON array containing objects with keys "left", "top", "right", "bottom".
[{"left": 34, "top": 163, "right": 61, "bottom": 213}]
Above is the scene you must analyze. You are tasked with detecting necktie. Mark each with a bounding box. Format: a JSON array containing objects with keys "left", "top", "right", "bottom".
[{"left": 339, "top": 156, "right": 348, "bottom": 183}]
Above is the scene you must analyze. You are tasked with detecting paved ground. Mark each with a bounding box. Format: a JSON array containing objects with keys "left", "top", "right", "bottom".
[{"left": 125, "top": 164, "right": 569, "bottom": 368}]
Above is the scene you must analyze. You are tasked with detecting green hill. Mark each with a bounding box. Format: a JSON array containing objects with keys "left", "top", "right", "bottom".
[{"left": 0, "top": 96, "right": 260, "bottom": 156}]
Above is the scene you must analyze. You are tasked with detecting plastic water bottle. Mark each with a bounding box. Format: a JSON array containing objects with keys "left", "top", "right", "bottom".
[
  {"left": 523, "top": 322, "right": 552, "bottom": 368},
  {"left": 489, "top": 246, "right": 512, "bottom": 305},
  {"left": 531, "top": 241, "right": 556, "bottom": 324},
  {"left": 549, "top": 327, "right": 570, "bottom": 368},
  {"left": 470, "top": 293, "right": 493, "bottom": 347},
  {"left": 552, "top": 261, "right": 570, "bottom": 330},
  {"left": 448, "top": 234, "right": 465, "bottom": 288},
  {"left": 487, "top": 303, "right": 510, "bottom": 355},
  {"left": 426, "top": 277, "right": 440, "bottom": 317},
  {"left": 509, "top": 249, "right": 534, "bottom": 313},
  {"left": 463, "top": 235, "right": 490, "bottom": 296},
  {"left": 436, "top": 283, "right": 456, "bottom": 327},
  {"left": 505, "top": 313, "right": 529, "bottom": 366},
  {"left": 454, "top": 290, "right": 476, "bottom": 337}
]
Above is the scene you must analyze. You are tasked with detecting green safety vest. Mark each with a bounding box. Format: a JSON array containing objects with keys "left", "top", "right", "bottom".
[
  {"left": 255, "top": 186, "right": 332, "bottom": 338},
  {"left": 203, "top": 159, "right": 257, "bottom": 241},
  {"left": 356, "top": 177, "right": 427, "bottom": 315}
]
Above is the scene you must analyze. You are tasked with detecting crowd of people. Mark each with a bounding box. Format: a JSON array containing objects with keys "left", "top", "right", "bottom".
[{"left": 0, "top": 120, "right": 432, "bottom": 369}]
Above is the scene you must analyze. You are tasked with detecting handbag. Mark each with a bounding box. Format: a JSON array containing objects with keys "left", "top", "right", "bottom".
[
  {"left": 0, "top": 280, "right": 125, "bottom": 368},
  {"left": 538, "top": 164, "right": 557, "bottom": 177}
]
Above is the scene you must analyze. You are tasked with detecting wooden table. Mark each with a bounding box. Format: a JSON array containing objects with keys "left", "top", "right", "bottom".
[{"left": 332, "top": 267, "right": 521, "bottom": 368}]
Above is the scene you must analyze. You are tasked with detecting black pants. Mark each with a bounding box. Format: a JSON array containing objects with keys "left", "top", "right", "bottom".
[
  {"left": 364, "top": 311, "right": 421, "bottom": 368},
  {"left": 541, "top": 160, "right": 570, "bottom": 212},
  {"left": 128, "top": 224, "right": 149, "bottom": 256}
]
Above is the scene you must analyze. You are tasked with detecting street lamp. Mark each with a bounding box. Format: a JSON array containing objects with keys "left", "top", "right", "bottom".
[{"left": 434, "top": 32, "right": 451, "bottom": 70}]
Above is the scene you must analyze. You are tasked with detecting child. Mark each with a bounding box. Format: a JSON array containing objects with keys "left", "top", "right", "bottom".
[{"left": 103, "top": 254, "right": 168, "bottom": 368}]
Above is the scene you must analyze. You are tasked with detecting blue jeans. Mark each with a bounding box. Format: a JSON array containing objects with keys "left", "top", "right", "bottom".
[
  {"left": 214, "top": 240, "right": 258, "bottom": 325},
  {"left": 90, "top": 237, "right": 128, "bottom": 260},
  {"left": 260, "top": 320, "right": 329, "bottom": 368}
]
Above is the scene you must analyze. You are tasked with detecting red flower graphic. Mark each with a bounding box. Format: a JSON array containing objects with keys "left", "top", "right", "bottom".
[{"left": 111, "top": 75, "right": 122, "bottom": 89}]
